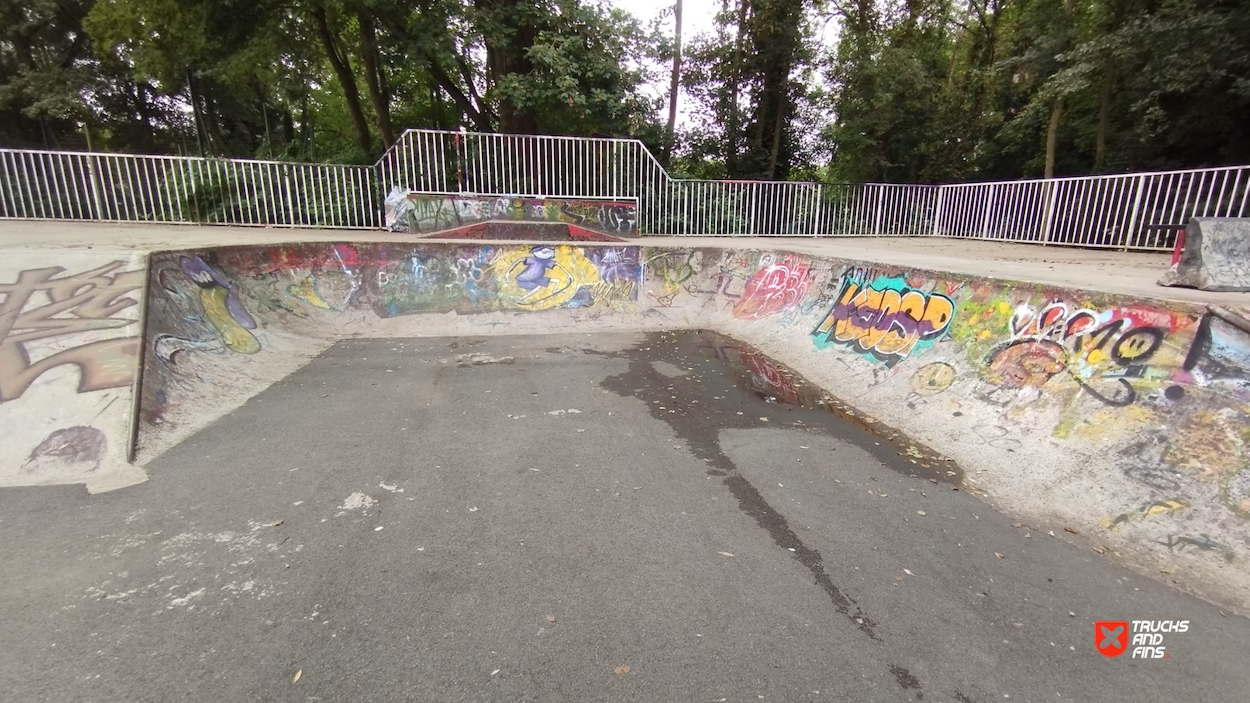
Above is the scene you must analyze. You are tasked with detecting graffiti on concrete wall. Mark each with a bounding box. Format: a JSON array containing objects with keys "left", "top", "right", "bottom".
[
  {"left": 975, "top": 302, "right": 1176, "bottom": 407},
  {"left": 178, "top": 256, "right": 260, "bottom": 354},
  {"left": 733, "top": 254, "right": 812, "bottom": 320},
  {"left": 0, "top": 261, "right": 144, "bottom": 401},
  {"left": 492, "top": 245, "right": 602, "bottom": 310},
  {"left": 811, "top": 271, "right": 955, "bottom": 366},
  {"left": 404, "top": 195, "right": 638, "bottom": 236}
]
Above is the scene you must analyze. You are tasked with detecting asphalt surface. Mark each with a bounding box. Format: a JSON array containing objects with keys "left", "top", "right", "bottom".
[{"left": 2, "top": 331, "right": 1248, "bottom": 702}]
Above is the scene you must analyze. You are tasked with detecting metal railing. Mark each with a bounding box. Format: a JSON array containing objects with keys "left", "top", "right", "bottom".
[
  {"left": 0, "top": 149, "right": 380, "bottom": 228},
  {"left": 3, "top": 130, "right": 1248, "bottom": 249},
  {"left": 935, "top": 166, "right": 1250, "bottom": 249}
]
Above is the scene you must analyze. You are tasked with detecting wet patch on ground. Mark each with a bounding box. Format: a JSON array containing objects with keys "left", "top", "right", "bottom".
[{"left": 597, "top": 329, "right": 969, "bottom": 640}]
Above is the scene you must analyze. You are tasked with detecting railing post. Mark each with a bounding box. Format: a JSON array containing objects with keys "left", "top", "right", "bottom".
[
  {"left": 1123, "top": 174, "right": 1147, "bottom": 248},
  {"left": 931, "top": 185, "right": 945, "bottom": 237},
  {"left": 872, "top": 185, "right": 884, "bottom": 235},
  {"left": 813, "top": 183, "right": 825, "bottom": 236},
  {"left": 283, "top": 164, "right": 296, "bottom": 226},
  {"left": 979, "top": 185, "right": 996, "bottom": 239},
  {"left": 86, "top": 154, "right": 105, "bottom": 221},
  {"left": 1039, "top": 180, "right": 1059, "bottom": 245}
]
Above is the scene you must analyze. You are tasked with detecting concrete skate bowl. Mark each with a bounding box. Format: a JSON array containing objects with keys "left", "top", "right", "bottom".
[{"left": 4, "top": 241, "right": 1249, "bottom": 611}]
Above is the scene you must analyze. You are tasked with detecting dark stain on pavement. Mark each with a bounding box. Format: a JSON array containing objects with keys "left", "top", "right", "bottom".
[
  {"left": 597, "top": 329, "right": 953, "bottom": 641},
  {"left": 891, "top": 663, "right": 922, "bottom": 690}
]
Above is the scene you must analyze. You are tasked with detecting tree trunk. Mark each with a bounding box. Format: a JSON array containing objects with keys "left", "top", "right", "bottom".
[
  {"left": 1095, "top": 66, "right": 1112, "bottom": 172},
  {"left": 357, "top": 11, "right": 395, "bottom": 148},
  {"left": 1045, "top": 97, "right": 1063, "bottom": 179},
  {"left": 664, "top": 0, "right": 683, "bottom": 163},
  {"left": 725, "top": 0, "right": 749, "bottom": 171},
  {"left": 766, "top": 87, "right": 788, "bottom": 179},
  {"left": 476, "top": 0, "right": 538, "bottom": 134},
  {"left": 312, "top": 6, "right": 373, "bottom": 156}
]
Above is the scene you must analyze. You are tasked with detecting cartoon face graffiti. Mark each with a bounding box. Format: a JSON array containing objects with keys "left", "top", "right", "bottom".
[{"left": 492, "top": 245, "right": 601, "bottom": 310}]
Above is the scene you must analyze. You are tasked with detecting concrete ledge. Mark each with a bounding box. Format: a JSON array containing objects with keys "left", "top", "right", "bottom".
[{"left": 1159, "top": 218, "right": 1250, "bottom": 291}]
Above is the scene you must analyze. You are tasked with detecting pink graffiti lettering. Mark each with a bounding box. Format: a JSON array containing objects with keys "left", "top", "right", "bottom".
[{"left": 733, "top": 256, "right": 811, "bottom": 319}]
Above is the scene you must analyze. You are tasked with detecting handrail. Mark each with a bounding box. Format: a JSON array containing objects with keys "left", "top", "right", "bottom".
[{"left": 4, "top": 130, "right": 1248, "bottom": 249}]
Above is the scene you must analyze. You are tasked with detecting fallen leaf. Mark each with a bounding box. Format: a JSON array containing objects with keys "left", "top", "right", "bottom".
[
  {"left": 1064, "top": 526, "right": 1078, "bottom": 534},
  {"left": 903, "top": 569, "right": 913, "bottom": 575},
  {"left": 292, "top": 670, "right": 302, "bottom": 684},
  {"left": 266, "top": 520, "right": 284, "bottom": 527},
  {"left": 1012, "top": 622, "right": 1023, "bottom": 628},
  {"left": 717, "top": 552, "right": 735, "bottom": 557},
  {"left": 614, "top": 665, "right": 631, "bottom": 676},
  {"left": 546, "top": 614, "right": 557, "bottom": 622},
  {"left": 916, "top": 511, "right": 926, "bottom": 516},
  {"left": 994, "top": 552, "right": 1005, "bottom": 559},
  {"left": 491, "top": 669, "right": 500, "bottom": 676}
]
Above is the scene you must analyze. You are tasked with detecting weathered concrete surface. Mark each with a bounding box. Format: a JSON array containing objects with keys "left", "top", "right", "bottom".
[
  {"left": 1160, "top": 218, "right": 1250, "bottom": 292},
  {"left": 4, "top": 219, "right": 1249, "bottom": 307},
  {"left": 0, "top": 248, "right": 148, "bottom": 492},
  {"left": 4, "top": 334, "right": 1248, "bottom": 702},
  {"left": 2, "top": 221, "right": 1248, "bottom": 613},
  {"left": 125, "top": 242, "right": 1250, "bottom": 615}
]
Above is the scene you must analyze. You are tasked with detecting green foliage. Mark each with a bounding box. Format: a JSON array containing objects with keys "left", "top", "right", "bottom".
[
  {"left": 821, "top": 0, "right": 1250, "bottom": 181},
  {"left": 2, "top": 0, "right": 1245, "bottom": 181},
  {"left": 2, "top": 0, "right": 666, "bottom": 159}
]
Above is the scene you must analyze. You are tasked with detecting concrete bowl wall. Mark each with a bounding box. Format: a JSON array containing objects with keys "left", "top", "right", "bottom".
[{"left": 126, "top": 241, "right": 1250, "bottom": 612}]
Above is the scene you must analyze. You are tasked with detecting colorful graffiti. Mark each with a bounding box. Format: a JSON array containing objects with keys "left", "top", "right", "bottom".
[
  {"left": 811, "top": 272, "right": 955, "bottom": 366},
  {"left": 0, "top": 261, "right": 144, "bottom": 401},
  {"left": 493, "top": 245, "right": 601, "bottom": 310},
  {"left": 404, "top": 195, "right": 638, "bottom": 236},
  {"left": 179, "top": 256, "right": 260, "bottom": 354},
  {"left": 733, "top": 254, "right": 811, "bottom": 320},
  {"left": 977, "top": 302, "right": 1178, "bottom": 407}
]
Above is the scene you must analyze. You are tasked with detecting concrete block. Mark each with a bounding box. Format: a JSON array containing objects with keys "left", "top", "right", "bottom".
[{"left": 1158, "top": 217, "right": 1250, "bottom": 292}]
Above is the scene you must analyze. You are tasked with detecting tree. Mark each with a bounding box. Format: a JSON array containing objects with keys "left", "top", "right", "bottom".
[{"left": 665, "top": 0, "right": 683, "bottom": 162}]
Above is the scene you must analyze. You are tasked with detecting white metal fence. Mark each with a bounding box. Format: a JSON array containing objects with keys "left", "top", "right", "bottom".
[
  {"left": 3, "top": 130, "right": 1248, "bottom": 250},
  {"left": 935, "top": 166, "right": 1250, "bottom": 249},
  {"left": 0, "top": 149, "right": 380, "bottom": 228}
]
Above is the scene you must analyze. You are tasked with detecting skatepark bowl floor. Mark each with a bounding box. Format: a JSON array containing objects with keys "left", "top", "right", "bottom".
[{"left": 2, "top": 330, "right": 1249, "bottom": 703}]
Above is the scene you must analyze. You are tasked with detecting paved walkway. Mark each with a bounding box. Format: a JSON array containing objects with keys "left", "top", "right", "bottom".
[
  {"left": 3, "top": 220, "right": 1247, "bottom": 308},
  {"left": 3, "top": 333, "right": 1246, "bottom": 702}
]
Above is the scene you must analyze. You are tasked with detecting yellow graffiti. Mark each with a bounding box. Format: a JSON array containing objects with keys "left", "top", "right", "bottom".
[
  {"left": 1100, "top": 499, "right": 1189, "bottom": 531},
  {"left": 910, "top": 362, "right": 956, "bottom": 396},
  {"left": 288, "top": 276, "right": 334, "bottom": 310},
  {"left": 201, "top": 286, "right": 260, "bottom": 354},
  {"left": 493, "top": 246, "right": 601, "bottom": 310},
  {"left": 590, "top": 280, "right": 638, "bottom": 313}
]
